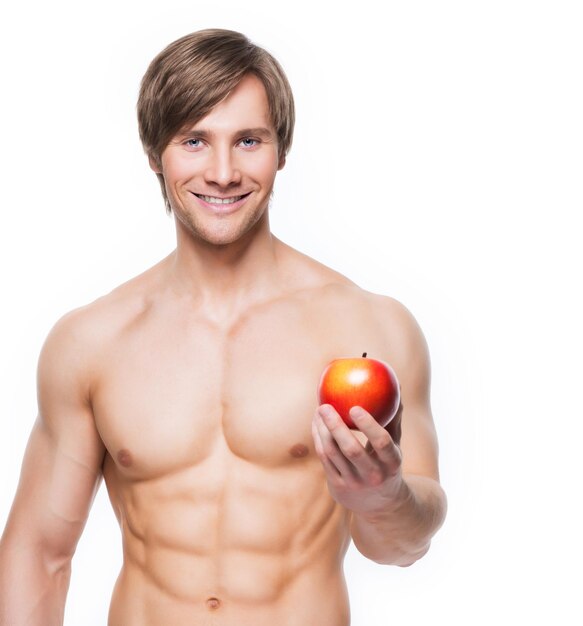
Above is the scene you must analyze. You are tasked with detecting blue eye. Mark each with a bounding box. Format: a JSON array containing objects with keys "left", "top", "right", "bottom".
[
  {"left": 185, "top": 138, "right": 202, "bottom": 148},
  {"left": 241, "top": 138, "right": 258, "bottom": 147}
]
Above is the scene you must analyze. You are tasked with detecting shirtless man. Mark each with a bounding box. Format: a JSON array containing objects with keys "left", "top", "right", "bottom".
[{"left": 0, "top": 29, "right": 447, "bottom": 625}]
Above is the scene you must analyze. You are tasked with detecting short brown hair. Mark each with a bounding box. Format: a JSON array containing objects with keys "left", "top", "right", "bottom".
[{"left": 137, "top": 28, "right": 295, "bottom": 214}]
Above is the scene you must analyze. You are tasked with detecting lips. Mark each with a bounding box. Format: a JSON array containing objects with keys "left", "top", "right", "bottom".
[
  {"left": 191, "top": 191, "right": 252, "bottom": 213},
  {"left": 194, "top": 193, "right": 250, "bottom": 204},
  {"left": 194, "top": 192, "right": 251, "bottom": 204}
]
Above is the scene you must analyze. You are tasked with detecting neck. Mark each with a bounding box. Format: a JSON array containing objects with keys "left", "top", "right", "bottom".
[{"left": 167, "top": 213, "right": 283, "bottom": 321}]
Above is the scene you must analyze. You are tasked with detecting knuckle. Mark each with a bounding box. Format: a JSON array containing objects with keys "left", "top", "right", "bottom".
[
  {"left": 338, "top": 479, "right": 354, "bottom": 492},
  {"left": 344, "top": 444, "right": 363, "bottom": 460},
  {"left": 330, "top": 473, "right": 345, "bottom": 486},
  {"left": 367, "top": 469, "right": 385, "bottom": 487},
  {"left": 376, "top": 434, "right": 392, "bottom": 451},
  {"left": 323, "top": 443, "right": 337, "bottom": 457}
]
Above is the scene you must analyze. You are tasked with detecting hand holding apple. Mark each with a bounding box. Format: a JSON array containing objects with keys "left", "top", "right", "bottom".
[
  {"left": 312, "top": 356, "right": 405, "bottom": 517},
  {"left": 317, "top": 352, "right": 400, "bottom": 429}
]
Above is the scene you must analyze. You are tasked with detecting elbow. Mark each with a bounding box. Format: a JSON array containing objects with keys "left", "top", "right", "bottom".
[
  {"left": 359, "top": 541, "right": 431, "bottom": 567},
  {"left": 11, "top": 530, "right": 77, "bottom": 578},
  {"left": 44, "top": 552, "right": 74, "bottom": 579},
  {"left": 40, "top": 540, "right": 76, "bottom": 578},
  {"left": 396, "top": 542, "right": 431, "bottom": 567}
]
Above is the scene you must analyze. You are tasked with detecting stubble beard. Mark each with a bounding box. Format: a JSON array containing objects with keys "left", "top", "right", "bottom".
[{"left": 174, "top": 188, "right": 275, "bottom": 248}]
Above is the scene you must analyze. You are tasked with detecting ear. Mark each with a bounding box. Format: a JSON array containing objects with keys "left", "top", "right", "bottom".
[
  {"left": 277, "top": 152, "right": 286, "bottom": 171},
  {"left": 148, "top": 154, "right": 162, "bottom": 174}
]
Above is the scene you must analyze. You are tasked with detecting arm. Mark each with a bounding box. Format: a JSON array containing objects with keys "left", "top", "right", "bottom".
[
  {"left": 0, "top": 308, "right": 106, "bottom": 625},
  {"left": 312, "top": 297, "right": 447, "bottom": 566},
  {"left": 348, "top": 469, "right": 447, "bottom": 566}
]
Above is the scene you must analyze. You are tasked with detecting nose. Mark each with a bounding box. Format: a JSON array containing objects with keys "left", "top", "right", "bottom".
[{"left": 204, "top": 144, "right": 242, "bottom": 188}]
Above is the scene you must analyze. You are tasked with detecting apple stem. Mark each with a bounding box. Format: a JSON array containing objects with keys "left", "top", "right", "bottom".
[{"left": 362, "top": 352, "right": 367, "bottom": 358}]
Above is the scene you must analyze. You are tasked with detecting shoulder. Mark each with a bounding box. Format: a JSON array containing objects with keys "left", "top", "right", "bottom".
[
  {"left": 366, "top": 292, "right": 427, "bottom": 343},
  {"left": 279, "top": 241, "right": 430, "bottom": 368},
  {"left": 41, "top": 275, "right": 150, "bottom": 357},
  {"left": 38, "top": 263, "right": 158, "bottom": 403},
  {"left": 311, "top": 278, "right": 431, "bottom": 382},
  {"left": 274, "top": 238, "right": 359, "bottom": 295},
  {"left": 364, "top": 291, "right": 430, "bottom": 370},
  {"left": 357, "top": 292, "right": 432, "bottom": 406},
  {"left": 47, "top": 252, "right": 169, "bottom": 344},
  {"left": 277, "top": 240, "right": 428, "bottom": 345}
]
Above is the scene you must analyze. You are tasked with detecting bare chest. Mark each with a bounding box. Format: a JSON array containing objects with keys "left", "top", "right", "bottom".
[{"left": 92, "top": 294, "right": 386, "bottom": 480}]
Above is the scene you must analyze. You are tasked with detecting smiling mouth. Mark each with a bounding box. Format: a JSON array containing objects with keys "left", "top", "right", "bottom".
[{"left": 194, "top": 192, "right": 251, "bottom": 205}]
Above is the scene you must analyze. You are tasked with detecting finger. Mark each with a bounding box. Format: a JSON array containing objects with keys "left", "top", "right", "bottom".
[
  {"left": 317, "top": 405, "right": 375, "bottom": 475},
  {"left": 386, "top": 401, "right": 403, "bottom": 446},
  {"left": 314, "top": 412, "right": 356, "bottom": 477},
  {"left": 312, "top": 419, "right": 341, "bottom": 477},
  {"left": 349, "top": 406, "right": 401, "bottom": 469}
]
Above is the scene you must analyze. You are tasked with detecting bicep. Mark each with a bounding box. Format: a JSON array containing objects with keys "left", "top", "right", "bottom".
[
  {"left": 3, "top": 309, "right": 106, "bottom": 564},
  {"left": 379, "top": 297, "right": 441, "bottom": 481}
]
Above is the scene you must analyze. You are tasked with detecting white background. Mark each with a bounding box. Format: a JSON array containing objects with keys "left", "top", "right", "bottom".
[{"left": 1, "top": 1, "right": 581, "bottom": 624}]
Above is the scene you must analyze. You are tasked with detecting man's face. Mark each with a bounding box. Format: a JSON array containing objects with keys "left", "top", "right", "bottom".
[{"left": 151, "top": 73, "right": 285, "bottom": 246}]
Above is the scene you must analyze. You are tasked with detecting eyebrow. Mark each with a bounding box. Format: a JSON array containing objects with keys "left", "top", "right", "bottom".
[{"left": 176, "top": 127, "right": 274, "bottom": 140}]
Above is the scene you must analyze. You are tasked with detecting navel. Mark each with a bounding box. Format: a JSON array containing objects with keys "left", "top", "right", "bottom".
[
  {"left": 117, "top": 449, "right": 133, "bottom": 467},
  {"left": 206, "top": 597, "right": 221, "bottom": 610},
  {"left": 289, "top": 443, "right": 309, "bottom": 458}
]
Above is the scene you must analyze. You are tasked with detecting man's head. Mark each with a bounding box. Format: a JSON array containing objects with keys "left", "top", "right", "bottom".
[{"left": 137, "top": 29, "right": 295, "bottom": 215}]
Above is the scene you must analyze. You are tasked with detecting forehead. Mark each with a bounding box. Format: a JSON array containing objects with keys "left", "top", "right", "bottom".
[{"left": 185, "top": 74, "right": 273, "bottom": 135}]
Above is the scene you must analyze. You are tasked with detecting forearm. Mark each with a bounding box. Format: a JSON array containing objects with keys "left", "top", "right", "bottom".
[
  {"left": 0, "top": 542, "right": 71, "bottom": 626},
  {"left": 350, "top": 474, "right": 447, "bottom": 566}
]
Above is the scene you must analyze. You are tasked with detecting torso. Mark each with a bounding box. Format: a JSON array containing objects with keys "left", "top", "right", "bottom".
[{"left": 87, "top": 244, "right": 396, "bottom": 625}]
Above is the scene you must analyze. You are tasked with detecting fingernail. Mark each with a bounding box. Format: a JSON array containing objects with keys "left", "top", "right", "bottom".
[{"left": 319, "top": 404, "right": 334, "bottom": 419}]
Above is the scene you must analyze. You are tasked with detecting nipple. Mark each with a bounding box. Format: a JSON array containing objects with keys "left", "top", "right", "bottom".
[
  {"left": 289, "top": 443, "right": 309, "bottom": 458},
  {"left": 206, "top": 597, "right": 221, "bottom": 610},
  {"left": 117, "top": 449, "right": 133, "bottom": 467}
]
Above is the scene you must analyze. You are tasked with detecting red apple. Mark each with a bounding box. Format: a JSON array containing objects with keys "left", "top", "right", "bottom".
[{"left": 317, "top": 352, "right": 400, "bottom": 429}]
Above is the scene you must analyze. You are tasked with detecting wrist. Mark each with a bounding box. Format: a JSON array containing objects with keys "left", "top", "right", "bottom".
[{"left": 360, "top": 477, "right": 415, "bottom": 524}]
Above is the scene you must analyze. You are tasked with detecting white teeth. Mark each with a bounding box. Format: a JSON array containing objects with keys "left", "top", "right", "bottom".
[{"left": 198, "top": 194, "right": 243, "bottom": 204}]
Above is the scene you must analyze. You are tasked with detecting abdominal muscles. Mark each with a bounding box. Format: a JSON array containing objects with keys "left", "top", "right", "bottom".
[{"left": 104, "top": 433, "right": 350, "bottom": 618}]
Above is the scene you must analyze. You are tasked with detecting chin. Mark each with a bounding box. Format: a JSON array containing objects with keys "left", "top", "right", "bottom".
[
  {"left": 175, "top": 206, "right": 267, "bottom": 247},
  {"left": 197, "top": 229, "right": 245, "bottom": 247}
]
